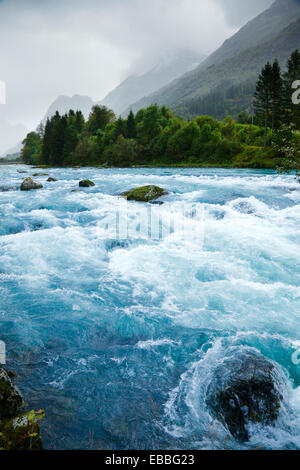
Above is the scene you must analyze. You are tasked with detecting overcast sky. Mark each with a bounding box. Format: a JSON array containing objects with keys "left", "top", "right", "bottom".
[{"left": 0, "top": 0, "right": 273, "bottom": 129}]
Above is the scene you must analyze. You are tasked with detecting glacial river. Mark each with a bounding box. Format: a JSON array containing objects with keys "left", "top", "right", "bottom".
[{"left": 0, "top": 165, "right": 299, "bottom": 450}]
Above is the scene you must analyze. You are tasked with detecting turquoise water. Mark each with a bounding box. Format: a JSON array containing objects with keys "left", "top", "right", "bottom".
[{"left": 0, "top": 165, "right": 300, "bottom": 450}]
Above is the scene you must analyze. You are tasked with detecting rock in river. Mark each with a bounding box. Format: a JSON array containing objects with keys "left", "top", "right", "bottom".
[
  {"left": 0, "top": 368, "right": 43, "bottom": 450},
  {"left": 0, "top": 368, "right": 22, "bottom": 418},
  {"left": 20, "top": 178, "right": 43, "bottom": 191},
  {"left": 206, "top": 348, "right": 283, "bottom": 442},
  {"left": 121, "top": 185, "right": 166, "bottom": 202},
  {"left": 79, "top": 180, "right": 95, "bottom": 187},
  {"left": 47, "top": 177, "right": 58, "bottom": 182}
]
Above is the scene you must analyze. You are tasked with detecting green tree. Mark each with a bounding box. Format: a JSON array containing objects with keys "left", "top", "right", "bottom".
[
  {"left": 254, "top": 62, "right": 273, "bottom": 147},
  {"left": 49, "top": 113, "right": 67, "bottom": 166},
  {"left": 126, "top": 110, "right": 136, "bottom": 139},
  {"left": 41, "top": 118, "right": 53, "bottom": 165},
  {"left": 275, "top": 124, "right": 300, "bottom": 173},
  {"left": 270, "top": 60, "right": 284, "bottom": 143},
  {"left": 87, "top": 105, "right": 115, "bottom": 135},
  {"left": 21, "top": 132, "right": 42, "bottom": 164},
  {"left": 108, "top": 135, "right": 139, "bottom": 167}
]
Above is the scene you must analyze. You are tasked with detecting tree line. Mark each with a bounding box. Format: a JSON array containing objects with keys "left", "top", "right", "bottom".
[
  {"left": 21, "top": 50, "right": 299, "bottom": 170},
  {"left": 254, "top": 50, "right": 300, "bottom": 147},
  {"left": 21, "top": 104, "right": 273, "bottom": 169}
]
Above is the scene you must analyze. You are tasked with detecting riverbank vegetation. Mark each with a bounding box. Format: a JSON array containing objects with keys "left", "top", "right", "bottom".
[{"left": 21, "top": 51, "right": 300, "bottom": 170}]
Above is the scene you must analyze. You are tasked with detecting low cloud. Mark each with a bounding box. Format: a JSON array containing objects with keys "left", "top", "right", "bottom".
[{"left": 0, "top": 0, "right": 274, "bottom": 128}]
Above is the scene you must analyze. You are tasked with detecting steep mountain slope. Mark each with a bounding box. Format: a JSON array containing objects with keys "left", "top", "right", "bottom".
[
  {"left": 43, "top": 95, "right": 96, "bottom": 122},
  {"left": 100, "top": 49, "right": 203, "bottom": 116},
  {"left": 201, "top": 0, "right": 300, "bottom": 69},
  {"left": 127, "top": 0, "right": 300, "bottom": 118}
]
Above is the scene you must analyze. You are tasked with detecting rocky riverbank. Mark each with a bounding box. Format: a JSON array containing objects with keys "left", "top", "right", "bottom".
[{"left": 0, "top": 368, "right": 43, "bottom": 450}]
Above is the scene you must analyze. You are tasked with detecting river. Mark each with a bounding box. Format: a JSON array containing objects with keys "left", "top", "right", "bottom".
[{"left": 0, "top": 165, "right": 299, "bottom": 450}]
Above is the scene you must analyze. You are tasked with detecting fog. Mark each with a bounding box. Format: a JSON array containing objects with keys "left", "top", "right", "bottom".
[{"left": 0, "top": 0, "right": 273, "bottom": 136}]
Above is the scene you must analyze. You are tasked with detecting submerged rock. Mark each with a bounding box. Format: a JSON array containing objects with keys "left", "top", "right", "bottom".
[
  {"left": 20, "top": 178, "right": 43, "bottom": 191},
  {"left": 0, "top": 368, "right": 22, "bottom": 419},
  {"left": 121, "top": 185, "right": 166, "bottom": 202},
  {"left": 206, "top": 349, "right": 283, "bottom": 442},
  {"left": 79, "top": 180, "right": 95, "bottom": 187},
  {"left": 32, "top": 173, "right": 49, "bottom": 177},
  {"left": 47, "top": 177, "right": 58, "bottom": 182},
  {"left": 17, "top": 170, "right": 28, "bottom": 174}
]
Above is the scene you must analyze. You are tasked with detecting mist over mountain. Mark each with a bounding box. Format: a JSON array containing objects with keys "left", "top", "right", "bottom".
[
  {"left": 43, "top": 49, "right": 204, "bottom": 122},
  {"left": 0, "top": 119, "right": 28, "bottom": 157},
  {"left": 43, "top": 95, "right": 96, "bottom": 122},
  {"left": 100, "top": 49, "right": 204, "bottom": 116},
  {"left": 127, "top": 0, "right": 300, "bottom": 119}
]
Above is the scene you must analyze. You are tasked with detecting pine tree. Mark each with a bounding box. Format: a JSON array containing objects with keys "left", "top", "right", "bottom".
[
  {"left": 41, "top": 119, "right": 52, "bottom": 165},
  {"left": 62, "top": 123, "right": 79, "bottom": 165},
  {"left": 114, "top": 117, "right": 125, "bottom": 141},
  {"left": 254, "top": 62, "right": 273, "bottom": 147},
  {"left": 270, "top": 60, "right": 284, "bottom": 144},
  {"left": 49, "top": 114, "right": 67, "bottom": 166},
  {"left": 126, "top": 110, "right": 136, "bottom": 138},
  {"left": 75, "top": 111, "right": 85, "bottom": 133}
]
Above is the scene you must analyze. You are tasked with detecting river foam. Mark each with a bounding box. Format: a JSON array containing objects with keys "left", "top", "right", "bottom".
[{"left": 0, "top": 165, "right": 299, "bottom": 450}]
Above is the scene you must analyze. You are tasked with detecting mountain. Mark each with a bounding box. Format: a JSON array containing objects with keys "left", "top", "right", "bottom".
[
  {"left": 0, "top": 119, "right": 28, "bottom": 157},
  {"left": 42, "top": 49, "right": 204, "bottom": 122},
  {"left": 127, "top": 0, "right": 300, "bottom": 119},
  {"left": 43, "top": 94, "right": 96, "bottom": 122},
  {"left": 99, "top": 49, "right": 204, "bottom": 116}
]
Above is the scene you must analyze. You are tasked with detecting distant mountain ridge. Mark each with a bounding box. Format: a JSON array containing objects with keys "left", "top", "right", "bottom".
[
  {"left": 127, "top": 0, "right": 300, "bottom": 118},
  {"left": 43, "top": 49, "right": 204, "bottom": 123},
  {"left": 99, "top": 49, "right": 204, "bottom": 116},
  {"left": 43, "top": 94, "right": 96, "bottom": 122}
]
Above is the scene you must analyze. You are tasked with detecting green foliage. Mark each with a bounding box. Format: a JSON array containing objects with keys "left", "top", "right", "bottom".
[
  {"left": 0, "top": 409, "right": 44, "bottom": 451},
  {"left": 21, "top": 100, "right": 291, "bottom": 169},
  {"left": 21, "top": 132, "right": 42, "bottom": 165},
  {"left": 275, "top": 124, "right": 300, "bottom": 173},
  {"left": 87, "top": 105, "right": 116, "bottom": 135}
]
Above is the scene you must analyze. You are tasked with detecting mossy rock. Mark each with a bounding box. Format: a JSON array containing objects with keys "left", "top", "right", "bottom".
[
  {"left": 121, "top": 185, "right": 166, "bottom": 202},
  {"left": 0, "top": 369, "right": 43, "bottom": 450},
  {"left": 79, "top": 180, "right": 95, "bottom": 187},
  {"left": 20, "top": 178, "right": 43, "bottom": 191},
  {"left": 32, "top": 173, "right": 49, "bottom": 177},
  {"left": 0, "top": 411, "right": 43, "bottom": 451},
  {"left": 0, "top": 369, "right": 22, "bottom": 419}
]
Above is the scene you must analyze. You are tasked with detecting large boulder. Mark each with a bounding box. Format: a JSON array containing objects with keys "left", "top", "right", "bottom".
[
  {"left": 79, "top": 180, "right": 95, "bottom": 187},
  {"left": 121, "top": 185, "right": 166, "bottom": 202},
  {"left": 20, "top": 178, "right": 43, "bottom": 191},
  {"left": 0, "top": 368, "right": 22, "bottom": 419},
  {"left": 206, "top": 349, "right": 283, "bottom": 442}
]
